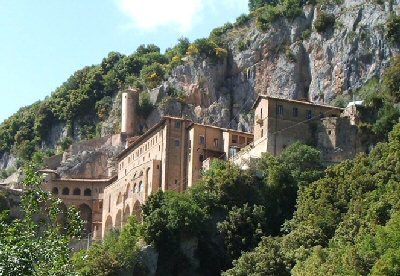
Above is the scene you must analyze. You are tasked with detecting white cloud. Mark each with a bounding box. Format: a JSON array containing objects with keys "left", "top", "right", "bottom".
[
  {"left": 116, "top": 0, "right": 203, "bottom": 32},
  {"left": 116, "top": 0, "right": 248, "bottom": 33}
]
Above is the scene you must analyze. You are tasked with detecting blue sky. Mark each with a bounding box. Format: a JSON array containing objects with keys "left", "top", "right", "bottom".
[{"left": 0, "top": 0, "right": 248, "bottom": 123}]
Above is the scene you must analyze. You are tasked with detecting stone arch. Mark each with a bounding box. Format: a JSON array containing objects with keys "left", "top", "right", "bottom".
[
  {"left": 104, "top": 215, "right": 113, "bottom": 234},
  {"left": 52, "top": 187, "right": 59, "bottom": 195},
  {"left": 78, "top": 204, "right": 92, "bottom": 235},
  {"left": 84, "top": 188, "right": 92, "bottom": 196},
  {"left": 73, "top": 188, "right": 81, "bottom": 196},
  {"left": 115, "top": 209, "right": 122, "bottom": 229},
  {"left": 122, "top": 204, "right": 130, "bottom": 225},
  {"left": 62, "top": 187, "right": 69, "bottom": 195},
  {"left": 133, "top": 200, "right": 142, "bottom": 221}
]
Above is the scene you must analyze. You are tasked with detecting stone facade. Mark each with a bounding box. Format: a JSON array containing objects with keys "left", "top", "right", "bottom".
[
  {"left": 41, "top": 93, "right": 362, "bottom": 239},
  {"left": 233, "top": 95, "right": 361, "bottom": 167},
  {"left": 101, "top": 117, "right": 253, "bottom": 237}
]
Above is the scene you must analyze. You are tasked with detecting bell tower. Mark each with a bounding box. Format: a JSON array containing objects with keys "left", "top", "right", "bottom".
[{"left": 121, "top": 88, "right": 138, "bottom": 137}]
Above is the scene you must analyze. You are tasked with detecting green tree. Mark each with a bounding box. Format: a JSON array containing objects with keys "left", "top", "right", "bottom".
[
  {"left": 0, "top": 165, "right": 83, "bottom": 275},
  {"left": 72, "top": 216, "right": 142, "bottom": 275},
  {"left": 217, "top": 204, "right": 268, "bottom": 259}
]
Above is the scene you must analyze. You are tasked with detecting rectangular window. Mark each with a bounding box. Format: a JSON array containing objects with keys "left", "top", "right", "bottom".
[
  {"left": 277, "top": 105, "right": 284, "bottom": 115},
  {"left": 175, "top": 139, "right": 180, "bottom": 147},
  {"left": 232, "top": 135, "right": 238, "bottom": 143},
  {"left": 306, "top": 110, "right": 312, "bottom": 119},
  {"left": 239, "top": 136, "right": 245, "bottom": 145},
  {"left": 213, "top": 138, "right": 219, "bottom": 147},
  {"left": 199, "top": 135, "right": 205, "bottom": 145},
  {"left": 229, "top": 147, "right": 238, "bottom": 157},
  {"left": 175, "top": 121, "right": 181, "bottom": 128},
  {"left": 247, "top": 137, "right": 254, "bottom": 145},
  {"left": 292, "top": 107, "right": 298, "bottom": 117}
]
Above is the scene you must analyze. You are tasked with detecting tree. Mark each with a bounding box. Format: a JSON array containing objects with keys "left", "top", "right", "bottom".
[
  {"left": 142, "top": 191, "right": 206, "bottom": 249},
  {"left": 0, "top": 165, "right": 83, "bottom": 275},
  {"left": 72, "top": 216, "right": 142, "bottom": 275},
  {"left": 217, "top": 204, "right": 268, "bottom": 259},
  {"left": 223, "top": 236, "right": 289, "bottom": 276}
]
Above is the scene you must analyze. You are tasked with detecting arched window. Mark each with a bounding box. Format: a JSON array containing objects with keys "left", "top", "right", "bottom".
[
  {"left": 73, "top": 188, "right": 81, "bottom": 195},
  {"left": 62, "top": 187, "right": 70, "bottom": 195},
  {"left": 134, "top": 183, "right": 138, "bottom": 193},
  {"left": 52, "top": 187, "right": 59, "bottom": 195},
  {"left": 139, "top": 181, "right": 143, "bottom": 193},
  {"left": 84, "top": 188, "right": 92, "bottom": 196}
]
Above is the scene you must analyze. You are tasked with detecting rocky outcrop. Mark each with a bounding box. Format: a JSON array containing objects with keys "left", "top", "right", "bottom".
[
  {"left": 135, "top": 0, "right": 399, "bottom": 133},
  {"left": 55, "top": 134, "right": 126, "bottom": 179}
]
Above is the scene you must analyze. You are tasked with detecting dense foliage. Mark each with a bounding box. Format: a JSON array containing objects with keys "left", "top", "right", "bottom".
[
  {"left": 0, "top": 165, "right": 83, "bottom": 275},
  {"left": 72, "top": 217, "right": 142, "bottom": 275},
  {"left": 226, "top": 122, "right": 400, "bottom": 275}
]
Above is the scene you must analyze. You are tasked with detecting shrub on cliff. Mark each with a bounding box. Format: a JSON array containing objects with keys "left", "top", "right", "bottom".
[
  {"left": 314, "top": 11, "right": 335, "bottom": 33},
  {"left": 386, "top": 13, "right": 400, "bottom": 45}
]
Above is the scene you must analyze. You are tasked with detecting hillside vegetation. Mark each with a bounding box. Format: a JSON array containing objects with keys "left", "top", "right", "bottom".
[
  {"left": 70, "top": 122, "right": 400, "bottom": 275},
  {"left": 1, "top": 0, "right": 399, "bottom": 173}
]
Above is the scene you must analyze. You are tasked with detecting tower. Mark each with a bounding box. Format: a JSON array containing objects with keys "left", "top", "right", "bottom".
[{"left": 121, "top": 88, "right": 137, "bottom": 136}]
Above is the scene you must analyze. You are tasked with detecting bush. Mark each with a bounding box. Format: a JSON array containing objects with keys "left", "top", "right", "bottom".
[
  {"left": 314, "top": 11, "right": 335, "bottom": 33},
  {"left": 301, "top": 28, "right": 312, "bottom": 40},
  {"left": 383, "top": 55, "right": 400, "bottom": 103},
  {"left": 238, "top": 39, "right": 251, "bottom": 51},
  {"left": 140, "top": 63, "right": 166, "bottom": 89},
  {"left": 235, "top": 14, "right": 251, "bottom": 27},
  {"left": 58, "top": 137, "right": 73, "bottom": 151},
  {"left": 95, "top": 96, "right": 113, "bottom": 120},
  {"left": 256, "top": 4, "right": 282, "bottom": 31},
  {"left": 386, "top": 13, "right": 400, "bottom": 44},
  {"left": 72, "top": 217, "right": 142, "bottom": 275},
  {"left": 187, "top": 38, "right": 227, "bottom": 62},
  {"left": 249, "top": 0, "right": 278, "bottom": 11},
  {"left": 210, "top": 23, "right": 233, "bottom": 42},
  {"left": 137, "top": 91, "right": 154, "bottom": 118}
]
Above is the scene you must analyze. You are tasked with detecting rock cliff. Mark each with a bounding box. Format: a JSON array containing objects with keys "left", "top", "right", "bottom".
[{"left": 0, "top": 0, "right": 399, "bottom": 171}]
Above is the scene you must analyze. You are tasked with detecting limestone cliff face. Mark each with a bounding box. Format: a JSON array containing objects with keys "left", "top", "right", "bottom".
[{"left": 142, "top": 0, "right": 399, "bottom": 133}]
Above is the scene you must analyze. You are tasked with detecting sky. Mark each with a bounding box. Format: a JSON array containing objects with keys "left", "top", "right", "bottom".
[{"left": 0, "top": 0, "right": 248, "bottom": 123}]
